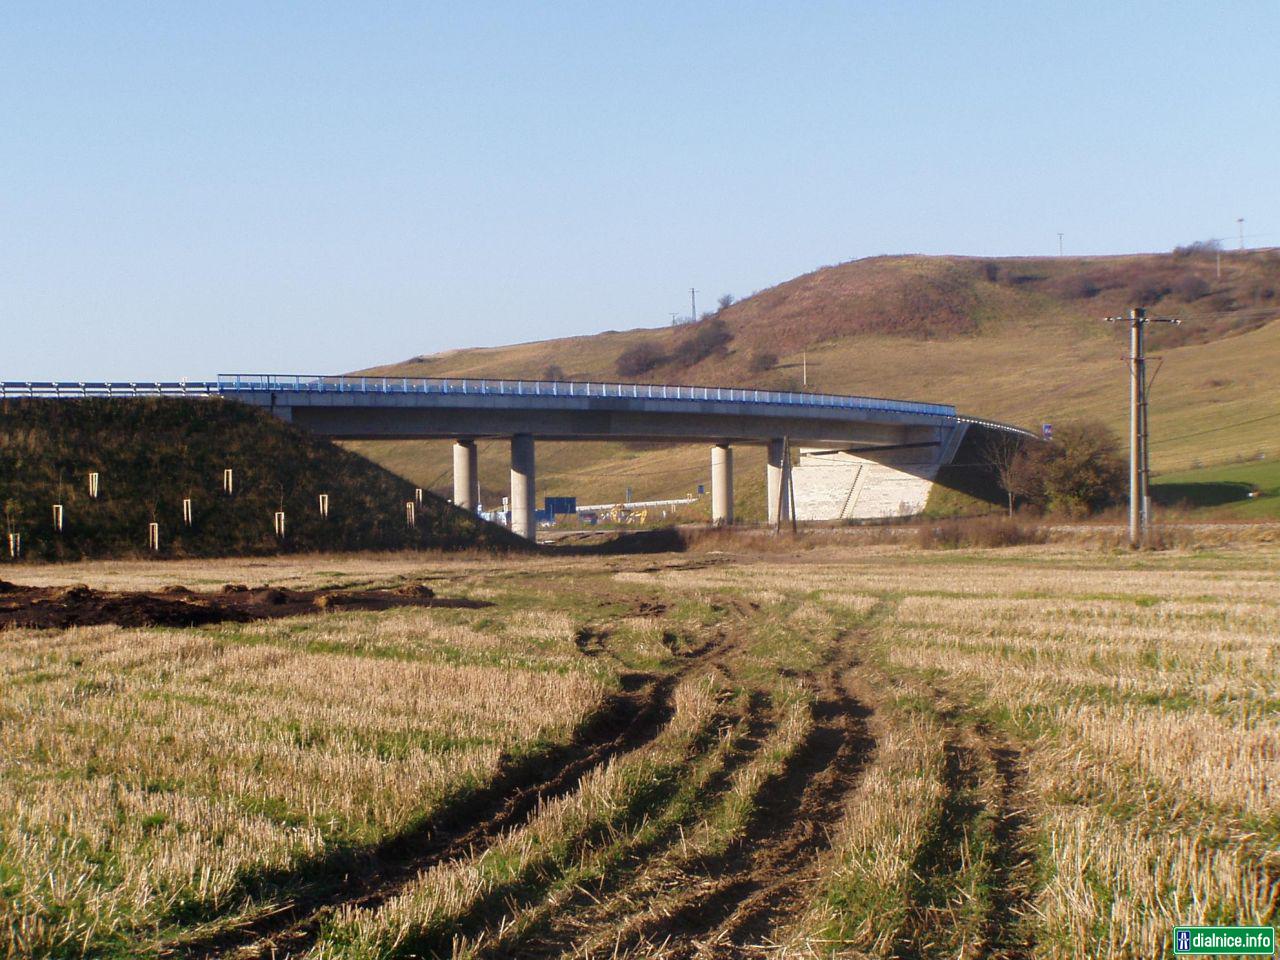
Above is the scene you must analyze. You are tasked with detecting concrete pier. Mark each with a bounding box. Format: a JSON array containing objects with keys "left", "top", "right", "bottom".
[
  {"left": 510, "top": 433, "right": 536, "bottom": 539},
  {"left": 452, "top": 439, "right": 480, "bottom": 511},
  {"left": 711, "top": 443, "right": 734, "bottom": 525},
  {"left": 766, "top": 438, "right": 791, "bottom": 525}
]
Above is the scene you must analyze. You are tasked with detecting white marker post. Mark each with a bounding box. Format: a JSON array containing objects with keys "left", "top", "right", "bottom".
[
  {"left": 182, "top": 498, "right": 193, "bottom": 526},
  {"left": 52, "top": 504, "right": 63, "bottom": 532},
  {"left": 88, "top": 472, "right": 100, "bottom": 499},
  {"left": 405, "top": 501, "right": 416, "bottom": 528},
  {"left": 318, "top": 493, "right": 329, "bottom": 518},
  {"left": 148, "top": 523, "right": 160, "bottom": 552},
  {"left": 223, "top": 469, "right": 234, "bottom": 495},
  {"left": 274, "top": 512, "right": 286, "bottom": 538}
]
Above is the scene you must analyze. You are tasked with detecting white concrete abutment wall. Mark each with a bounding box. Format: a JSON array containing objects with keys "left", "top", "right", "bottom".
[{"left": 791, "top": 423, "right": 970, "bottom": 521}]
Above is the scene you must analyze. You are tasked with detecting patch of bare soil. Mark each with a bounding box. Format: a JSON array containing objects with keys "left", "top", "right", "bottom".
[{"left": 0, "top": 580, "right": 487, "bottom": 631}]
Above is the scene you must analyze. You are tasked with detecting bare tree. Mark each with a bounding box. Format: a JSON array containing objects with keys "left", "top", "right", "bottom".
[{"left": 981, "top": 430, "right": 1029, "bottom": 517}]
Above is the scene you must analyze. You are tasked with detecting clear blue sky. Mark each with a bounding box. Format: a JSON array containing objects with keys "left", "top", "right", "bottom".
[{"left": 2, "top": 2, "right": 1276, "bottom": 380}]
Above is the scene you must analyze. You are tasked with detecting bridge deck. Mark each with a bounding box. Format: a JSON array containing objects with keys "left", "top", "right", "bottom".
[{"left": 0, "top": 373, "right": 955, "bottom": 418}]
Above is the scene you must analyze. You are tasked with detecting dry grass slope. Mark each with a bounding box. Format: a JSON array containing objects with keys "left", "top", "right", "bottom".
[{"left": 351, "top": 250, "right": 1280, "bottom": 511}]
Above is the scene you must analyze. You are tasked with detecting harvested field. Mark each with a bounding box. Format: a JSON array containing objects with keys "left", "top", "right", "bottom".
[{"left": 1, "top": 542, "right": 1276, "bottom": 958}]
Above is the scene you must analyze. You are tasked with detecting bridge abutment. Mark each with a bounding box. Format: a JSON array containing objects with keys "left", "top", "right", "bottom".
[
  {"left": 510, "top": 433, "right": 536, "bottom": 539},
  {"left": 452, "top": 439, "right": 479, "bottom": 511},
  {"left": 711, "top": 444, "right": 733, "bottom": 525}
]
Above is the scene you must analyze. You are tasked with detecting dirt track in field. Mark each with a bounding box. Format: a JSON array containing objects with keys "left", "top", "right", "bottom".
[
  {"left": 169, "top": 595, "right": 743, "bottom": 960},
  {"left": 156, "top": 578, "right": 1037, "bottom": 960},
  {"left": 605, "top": 668, "right": 876, "bottom": 959}
]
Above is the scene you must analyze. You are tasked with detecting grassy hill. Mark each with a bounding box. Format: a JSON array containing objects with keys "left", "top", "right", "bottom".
[
  {"left": 0, "top": 398, "right": 520, "bottom": 561},
  {"left": 349, "top": 248, "right": 1280, "bottom": 517}
]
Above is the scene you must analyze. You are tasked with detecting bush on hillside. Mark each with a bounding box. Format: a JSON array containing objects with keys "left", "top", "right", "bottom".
[
  {"left": 748, "top": 350, "right": 778, "bottom": 373},
  {"left": 1013, "top": 419, "right": 1126, "bottom": 517},
  {"left": 1052, "top": 274, "right": 1102, "bottom": 299},
  {"left": 673, "top": 317, "right": 733, "bottom": 366},
  {"left": 1173, "top": 239, "right": 1221, "bottom": 258},
  {"left": 615, "top": 342, "right": 667, "bottom": 377},
  {"left": 1173, "top": 274, "right": 1211, "bottom": 302},
  {"left": 1127, "top": 276, "right": 1171, "bottom": 306}
]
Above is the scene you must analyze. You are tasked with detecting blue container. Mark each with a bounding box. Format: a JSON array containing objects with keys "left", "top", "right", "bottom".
[{"left": 544, "top": 496, "right": 577, "bottom": 517}]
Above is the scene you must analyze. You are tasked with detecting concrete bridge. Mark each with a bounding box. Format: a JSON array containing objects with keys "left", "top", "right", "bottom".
[{"left": 1, "top": 374, "right": 1032, "bottom": 538}]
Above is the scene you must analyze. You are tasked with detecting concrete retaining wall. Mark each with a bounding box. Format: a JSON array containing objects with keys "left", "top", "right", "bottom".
[{"left": 792, "top": 423, "right": 968, "bottom": 521}]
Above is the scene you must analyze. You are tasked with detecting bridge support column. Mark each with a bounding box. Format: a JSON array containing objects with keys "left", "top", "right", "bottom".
[
  {"left": 452, "top": 439, "right": 480, "bottom": 511},
  {"left": 766, "top": 438, "right": 791, "bottom": 525},
  {"left": 711, "top": 444, "right": 734, "bottom": 526},
  {"left": 510, "top": 433, "right": 536, "bottom": 539}
]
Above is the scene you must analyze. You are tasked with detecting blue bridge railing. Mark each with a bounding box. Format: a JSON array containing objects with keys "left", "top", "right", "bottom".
[
  {"left": 215, "top": 374, "right": 957, "bottom": 417},
  {"left": 0, "top": 374, "right": 957, "bottom": 418}
]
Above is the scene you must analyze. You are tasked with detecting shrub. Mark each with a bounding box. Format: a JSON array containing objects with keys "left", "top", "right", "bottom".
[
  {"left": 541, "top": 364, "right": 566, "bottom": 381},
  {"left": 717, "top": 293, "right": 735, "bottom": 311},
  {"left": 1037, "top": 419, "right": 1126, "bottom": 516},
  {"left": 1052, "top": 275, "right": 1101, "bottom": 299},
  {"left": 748, "top": 351, "right": 778, "bottom": 373},
  {"left": 1172, "top": 275, "right": 1210, "bottom": 302},
  {"left": 673, "top": 317, "right": 733, "bottom": 366},
  {"left": 614, "top": 342, "right": 667, "bottom": 377},
  {"left": 1127, "top": 277, "right": 1171, "bottom": 306},
  {"left": 1173, "top": 239, "right": 1221, "bottom": 257},
  {"left": 986, "top": 419, "right": 1125, "bottom": 518},
  {"left": 915, "top": 517, "right": 1047, "bottom": 550}
]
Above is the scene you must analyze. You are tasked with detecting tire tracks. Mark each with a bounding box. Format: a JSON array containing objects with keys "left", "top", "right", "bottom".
[
  {"left": 974, "top": 725, "right": 1037, "bottom": 960},
  {"left": 466, "top": 692, "right": 778, "bottom": 960},
  {"left": 604, "top": 663, "right": 877, "bottom": 959},
  {"left": 167, "top": 613, "right": 740, "bottom": 960},
  {"left": 892, "top": 694, "right": 1038, "bottom": 960}
]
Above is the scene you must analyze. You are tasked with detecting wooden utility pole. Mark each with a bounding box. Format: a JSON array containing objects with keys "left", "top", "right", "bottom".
[{"left": 1106, "top": 307, "right": 1180, "bottom": 547}]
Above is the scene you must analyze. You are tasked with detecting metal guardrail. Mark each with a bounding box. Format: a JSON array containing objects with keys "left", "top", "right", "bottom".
[
  {"left": 956, "top": 416, "right": 1040, "bottom": 439},
  {"left": 0, "top": 374, "right": 958, "bottom": 418},
  {"left": 217, "top": 374, "right": 957, "bottom": 417},
  {"left": 0, "top": 381, "right": 221, "bottom": 397}
]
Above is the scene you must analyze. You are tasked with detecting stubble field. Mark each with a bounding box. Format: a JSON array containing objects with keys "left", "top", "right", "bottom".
[{"left": 2, "top": 541, "right": 1277, "bottom": 959}]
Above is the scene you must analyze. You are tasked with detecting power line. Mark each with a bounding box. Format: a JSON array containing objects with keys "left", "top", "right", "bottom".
[{"left": 1148, "top": 410, "right": 1280, "bottom": 446}]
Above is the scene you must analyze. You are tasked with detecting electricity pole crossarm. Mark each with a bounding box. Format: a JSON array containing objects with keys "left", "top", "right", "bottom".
[{"left": 1104, "top": 307, "right": 1182, "bottom": 548}]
